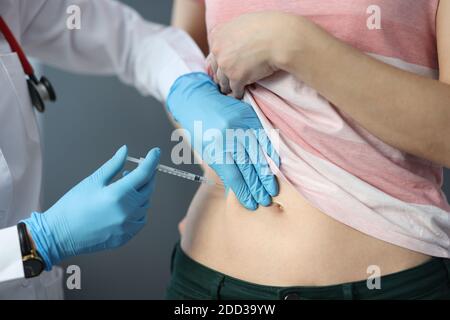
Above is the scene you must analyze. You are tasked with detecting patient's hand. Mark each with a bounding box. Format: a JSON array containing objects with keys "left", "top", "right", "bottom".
[{"left": 208, "top": 12, "right": 305, "bottom": 98}]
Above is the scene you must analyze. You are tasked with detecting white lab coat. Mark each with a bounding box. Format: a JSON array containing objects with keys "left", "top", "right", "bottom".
[{"left": 0, "top": 0, "right": 205, "bottom": 299}]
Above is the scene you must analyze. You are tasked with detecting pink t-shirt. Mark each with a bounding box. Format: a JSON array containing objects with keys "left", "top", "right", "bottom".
[{"left": 198, "top": 0, "right": 450, "bottom": 257}]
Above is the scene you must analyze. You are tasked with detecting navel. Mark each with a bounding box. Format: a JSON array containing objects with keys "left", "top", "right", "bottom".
[{"left": 272, "top": 201, "right": 284, "bottom": 212}]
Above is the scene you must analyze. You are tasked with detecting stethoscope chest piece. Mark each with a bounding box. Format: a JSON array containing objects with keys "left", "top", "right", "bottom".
[
  {"left": 27, "top": 76, "right": 57, "bottom": 113},
  {"left": 0, "top": 16, "right": 57, "bottom": 113}
]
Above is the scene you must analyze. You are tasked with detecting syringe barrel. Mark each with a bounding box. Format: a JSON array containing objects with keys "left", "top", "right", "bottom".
[
  {"left": 127, "top": 157, "right": 215, "bottom": 185},
  {"left": 157, "top": 164, "right": 196, "bottom": 181}
]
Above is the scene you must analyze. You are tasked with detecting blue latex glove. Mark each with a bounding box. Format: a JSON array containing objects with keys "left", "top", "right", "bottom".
[
  {"left": 23, "top": 145, "right": 160, "bottom": 270},
  {"left": 167, "top": 72, "right": 279, "bottom": 210}
]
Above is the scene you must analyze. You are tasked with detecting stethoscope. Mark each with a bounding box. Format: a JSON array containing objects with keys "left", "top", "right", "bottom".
[{"left": 0, "top": 16, "right": 56, "bottom": 112}]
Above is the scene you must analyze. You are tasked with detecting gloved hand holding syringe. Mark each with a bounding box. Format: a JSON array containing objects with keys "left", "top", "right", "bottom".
[{"left": 127, "top": 156, "right": 221, "bottom": 186}]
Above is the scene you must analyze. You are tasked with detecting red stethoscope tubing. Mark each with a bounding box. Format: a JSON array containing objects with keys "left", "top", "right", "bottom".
[
  {"left": 0, "top": 16, "right": 56, "bottom": 112},
  {"left": 0, "top": 16, "right": 35, "bottom": 77}
]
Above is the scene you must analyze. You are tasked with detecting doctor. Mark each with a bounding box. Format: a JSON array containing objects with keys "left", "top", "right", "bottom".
[{"left": 0, "top": 0, "right": 279, "bottom": 299}]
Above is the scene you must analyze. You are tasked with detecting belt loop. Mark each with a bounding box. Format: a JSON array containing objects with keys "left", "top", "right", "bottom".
[
  {"left": 210, "top": 274, "right": 225, "bottom": 300},
  {"left": 341, "top": 283, "right": 354, "bottom": 300}
]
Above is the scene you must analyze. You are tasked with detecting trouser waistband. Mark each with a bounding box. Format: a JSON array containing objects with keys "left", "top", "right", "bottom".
[{"left": 169, "top": 243, "right": 450, "bottom": 300}]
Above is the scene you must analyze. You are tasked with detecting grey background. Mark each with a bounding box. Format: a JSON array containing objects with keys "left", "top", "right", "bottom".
[{"left": 39, "top": 0, "right": 450, "bottom": 300}]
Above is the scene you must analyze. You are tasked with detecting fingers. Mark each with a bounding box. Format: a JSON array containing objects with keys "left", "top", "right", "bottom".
[
  {"left": 247, "top": 130, "right": 279, "bottom": 197},
  {"left": 94, "top": 145, "right": 128, "bottom": 186},
  {"left": 206, "top": 54, "right": 216, "bottom": 78},
  {"left": 208, "top": 53, "right": 246, "bottom": 99},
  {"left": 230, "top": 80, "right": 245, "bottom": 99},
  {"left": 115, "top": 148, "right": 161, "bottom": 192},
  {"left": 217, "top": 68, "right": 231, "bottom": 95},
  {"left": 213, "top": 153, "right": 257, "bottom": 211},
  {"left": 255, "top": 129, "right": 280, "bottom": 196},
  {"left": 207, "top": 54, "right": 219, "bottom": 83},
  {"left": 220, "top": 130, "right": 278, "bottom": 208},
  {"left": 257, "top": 131, "right": 281, "bottom": 168},
  {"left": 122, "top": 216, "right": 147, "bottom": 239},
  {"left": 137, "top": 172, "right": 157, "bottom": 199},
  {"left": 233, "top": 147, "right": 271, "bottom": 207},
  {"left": 124, "top": 175, "right": 157, "bottom": 212},
  {"left": 234, "top": 131, "right": 273, "bottom": 204}
]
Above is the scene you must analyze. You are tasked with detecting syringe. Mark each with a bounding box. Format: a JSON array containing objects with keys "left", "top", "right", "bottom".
[{"left": 126, "top": 156, "right": 219, "bottom": 186}]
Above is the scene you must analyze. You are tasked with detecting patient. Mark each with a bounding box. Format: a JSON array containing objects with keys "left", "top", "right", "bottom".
[{"left": 167, "top": 0, "right": 450, "bottom": 300}]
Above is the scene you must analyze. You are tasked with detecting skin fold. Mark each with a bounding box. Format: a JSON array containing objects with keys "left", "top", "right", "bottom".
[{"left": 171, "top": 0, "right": 440, "bottom": 286}]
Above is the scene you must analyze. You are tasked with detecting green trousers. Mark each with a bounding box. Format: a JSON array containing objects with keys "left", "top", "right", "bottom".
[{"left": 166, "top": 243, "right": 450, "bottom": 300}]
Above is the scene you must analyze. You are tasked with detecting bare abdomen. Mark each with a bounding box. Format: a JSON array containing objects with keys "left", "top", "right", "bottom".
[{"left": 180, "top": 166, "right": 431, "bottom": 286}]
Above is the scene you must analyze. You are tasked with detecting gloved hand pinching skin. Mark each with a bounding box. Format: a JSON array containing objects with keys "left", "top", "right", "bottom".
[
  {"left": 167, "top": 72, "right": 280, "bottom": 210},
  {"left": 23, "top": 145, "right": 160, "bottom": 270}
]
